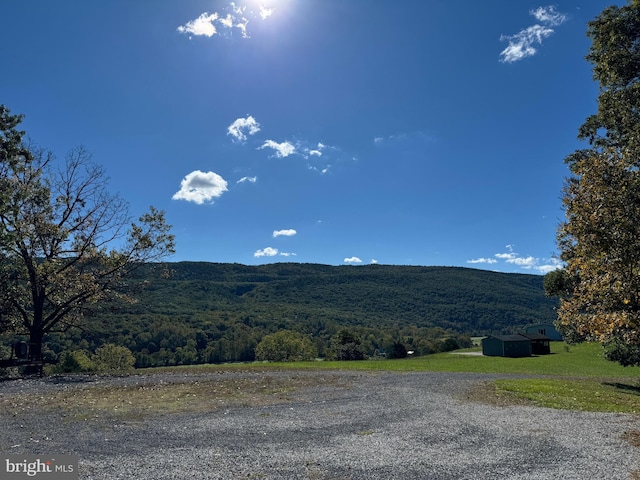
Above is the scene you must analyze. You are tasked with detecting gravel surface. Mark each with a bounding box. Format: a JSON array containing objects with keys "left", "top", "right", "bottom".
[{"left": 1, "top": 370, "right": 639, "bottom": 479}]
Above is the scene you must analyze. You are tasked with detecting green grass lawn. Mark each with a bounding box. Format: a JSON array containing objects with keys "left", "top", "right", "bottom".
[{"left": 154, "top": 342, "right": 640, "bottom": 414}]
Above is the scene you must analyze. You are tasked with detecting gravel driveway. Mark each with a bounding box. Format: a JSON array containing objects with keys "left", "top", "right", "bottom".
[{"left": 1, "top": 370, "right": 638, "bottom": 479}]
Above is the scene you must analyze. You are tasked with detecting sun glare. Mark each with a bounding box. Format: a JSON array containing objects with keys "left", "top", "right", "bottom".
[{"left": 247, "top": 0, "right": 291, "bottom": 20}]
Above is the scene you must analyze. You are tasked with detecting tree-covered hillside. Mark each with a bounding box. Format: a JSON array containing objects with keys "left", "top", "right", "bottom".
[
  {"left": 133, "top": 262, "right": 556, "bottom": 331},
  {"left": 19, "top": 263, "right": 558, "bottom": 368}
]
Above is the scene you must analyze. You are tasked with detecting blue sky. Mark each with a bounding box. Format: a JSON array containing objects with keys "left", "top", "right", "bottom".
[{"left": 1, "top": 1, "right": 621, "bottom": 273}]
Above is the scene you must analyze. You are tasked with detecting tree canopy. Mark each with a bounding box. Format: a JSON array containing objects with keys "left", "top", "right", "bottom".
[
  {"left": 0, "top": 106, "right": 175, "bottom": 361},
  {"left": 556, "top": 0, "right": 640, "bottom": 366}
]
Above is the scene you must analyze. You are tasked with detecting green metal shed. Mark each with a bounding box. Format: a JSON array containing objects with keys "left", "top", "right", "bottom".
[{"left": 482, "top": 334, "right": 532, "bottom": 357}]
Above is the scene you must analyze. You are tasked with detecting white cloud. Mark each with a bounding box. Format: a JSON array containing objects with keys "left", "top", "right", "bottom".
[
  {"left": 273, "top": 229, "right": 297, "bottom": 237},
  {"left": 227, "top": 115, "right": 261, "bottom": 142},
  {"left": 531, "top": 6, "right": 567, "bottom": 26},
  {"left": 536, "top": 259, "right": 563, "bottom": 274},
  {"left": 469, "top": 245, "right": 563, "bottom": 273},
  {"left": 259, "top": 5, "right": 274, "bottom": 20},
  {"left": 236, "top": 176, "right": 257, "bottom": 184},
  {"left": 172, "top": 170, "right": 228, "bottom": 204},
  {"left": 370, "top": 259, "right": 379, "bottom": 264},
  {"left": 467, "top": 258, "right": 498, "bottom": 265},
  {"left": 304, "top": 142, "right": 327, "bottom": 158},
  {"left": 177, "top": 2, "right": 254, "bottom": 40},
  {"left": 177, "top": 12, "right": 219, "bottom": 37},
  {"left": 254, "top": 247, "right": 296, "bottom": 258},
  {"left": 219, "top": 13, "right": 234, "bottom": 29},
  {"left": 229, "top": 2, "right": 249, "bottom": 38},
  {"left": 254, "top": 247, "right": 279, "bottom": 257},
  {"left": 499, "top": 5, "right": 567, "bottom": 63},
  {"left": 490, "top": 245, "right": 563, "bottom": 273},
  {"left": 308, "top": 165, "right": 330, "bottom": 175},
  {"left": 509, "top": 256, "right": 537, "bottom": 268},
  {"left": 344, "top": 256, "right": 362, "bottom": 264},
  {"left": 259, "top": 140, "right": 296, "bottom": 158}
]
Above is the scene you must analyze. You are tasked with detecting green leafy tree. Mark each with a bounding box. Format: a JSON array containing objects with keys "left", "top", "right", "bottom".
[
  {"left": 556, "top": 1, "right": 640, "bottom": 365},
  {"left": 93, "top": 343, "right": 136, "bottom": 372},
  {"left": 328, "top": 328, "right": 364, "bottom": 360},
  {"left": 255, "top": 330, "right": 317, "bottom": 362},
  {"left": 543, "top": 268, "right": 574, "bottom": 299},
  {"left": 53, "top": 350, "right": 95, "bottom": 373},
  {"left": 387, "top": 340, "right": 408, "bottom": 359},
  {"left": 0, "top": 106, "right": 175, "bottom": 363}
]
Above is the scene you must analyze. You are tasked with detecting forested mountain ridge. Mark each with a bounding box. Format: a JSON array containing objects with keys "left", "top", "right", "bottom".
[
  {"left": 43, "top": 262, "right": 558, "bottom": 367},
  {"left": 127, "top": 262, "right": 557, "bottom": 332}
]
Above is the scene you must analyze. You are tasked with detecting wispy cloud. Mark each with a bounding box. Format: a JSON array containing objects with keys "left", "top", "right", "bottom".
[
  {"left": 259, "top": 140, "right": 296, "bottom": 158},
  {"left": 273, "top": 229, "right": 297, "bottom": 237},
  {"left": 231, "top": 118, "right": 342, "bottom": 175},
  {"left": 254, "top": 246, "right": 296, "bottom": 258},
  {"left": 178, "top": 2, "right": 272, "bottom": 40},
  {"left": 303, "top": 142, "right": 327, "bottom": 159},
  {"left": 236, "top": 176, "right": 257, "bottom": 184},
  {"left": 308, "top": 165, "right": 330, "bottom": 175},
  {"left": 373, "top": 131, "right": 434, "bottom": 147},
  {"left": 344, "top": 256, "right": 362, "bottom": 264},
  {"left": 468, "top": 245, "right": 562, "bottom": 273},
  {"left": 530, "top": 6, "right": 567, "bottom": 26},
  {"left": 228, "top": 116, "right": 261, "bottom": 143},
  {"left": 499, "top": 6, "right": 567, "bottom": 63},
  {"left": 467, "top": 257, "right": 498, "bottom": 265},
  {"left": 172, "top": 170, "right": 228, "bottom": 205}
]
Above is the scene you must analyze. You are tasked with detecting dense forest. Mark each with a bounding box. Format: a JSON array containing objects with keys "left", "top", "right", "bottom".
[{"left": 5, "top": 263, "right": 558, "bottom": 368}]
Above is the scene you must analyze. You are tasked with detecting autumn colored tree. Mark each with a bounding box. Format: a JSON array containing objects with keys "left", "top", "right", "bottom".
[
  {"left": 0, "top": 106, "right": 175, "bottom": 363},
  {"left": 556, "top": 0, "right": 640, "bottom": 365}
]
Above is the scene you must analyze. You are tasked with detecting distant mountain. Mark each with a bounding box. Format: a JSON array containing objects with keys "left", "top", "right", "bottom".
[{"left": 123, "top": 262, "right": 557, "bottom": 334}]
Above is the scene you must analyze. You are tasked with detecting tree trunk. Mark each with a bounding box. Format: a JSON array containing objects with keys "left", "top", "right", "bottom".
[
  {"left": 28, "top": 329, "right": 43, "bottom": 361},
  {"left": 23, "top": 328, "right": 44, "bottom": 376}
]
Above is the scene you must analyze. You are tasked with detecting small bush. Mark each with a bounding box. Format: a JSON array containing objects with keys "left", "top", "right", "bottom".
[
  {"left": 93, "top": 344, "right": 136, "bottom": 372},
  {"left": 53, "top": 350, "right": 96, "bottom": 373},
  {"left": 255, "top": 331, "right": 317, "bottom": 362}
]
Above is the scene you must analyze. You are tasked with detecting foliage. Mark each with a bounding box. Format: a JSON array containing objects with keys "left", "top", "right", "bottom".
[
  {"left": 93, "top": 343, "right": 136, "bottom": 372},
  {"left": 53, "top": 350, "right": 95, "bottom": 373},
  {"left": 556, "top": 1, "right": 640, "bottom": 366},
  {"left": 0, "top": 106, "right": 175, "bottom": 361},
  {"left": 543, "top": 269, "right": 573, "bottom": 299},
  {"left": 255, "top": 330, "right": 317, "bottom": 362},
  {"left": 387, "top": 341, "right": 408, "bottom": 359},
  {"left": 328, "top": 329, "right": 365, "bottom": 360}
]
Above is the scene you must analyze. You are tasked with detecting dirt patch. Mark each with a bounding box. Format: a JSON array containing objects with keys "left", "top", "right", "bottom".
[
  {"left": 0, "top": 370, "right": 350, "bottom": 421},
  {"left": 461, "top": 379, "right": 534, "bottom": 407}
]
